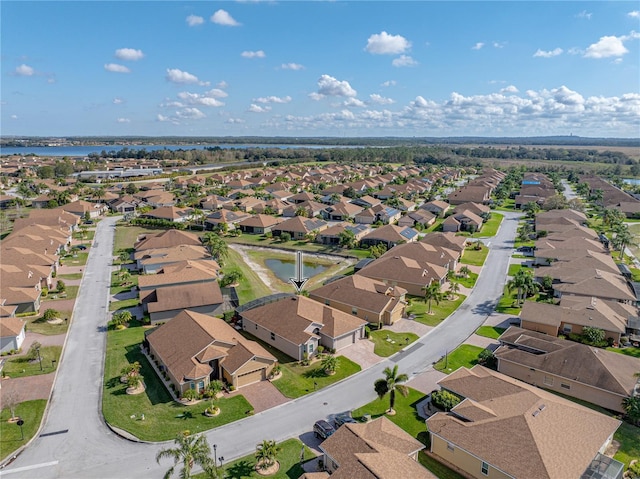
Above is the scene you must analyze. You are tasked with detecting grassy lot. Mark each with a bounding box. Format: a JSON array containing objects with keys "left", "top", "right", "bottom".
[
  {"left": 451, "top": 271, "right": 478, "bottom": 289},
  {"left": 57, "top": 272, "right": 83, "bottom": 281},
  {"left": 272, "top": 356, "right": 361, "bottom": 399},
  {"left": 460, "top": 246, "right": 489, "bottom": 267},
  {"left": 26, "top": 310, "right": 70, "bottom": 335},
  {"left": 192, "top": 439, "right": 315, "bottom": 479},
  {"left": 473, "top": 212, "right": 503, "bottom": 238},
  {"left": 492, "top": 199, "right": 516, "bottom": 211},
  {"left": 406, "top": 294, "right": 466, "bottom": 327},
  {"left": 495, "top": 287, "right": 524, "bottom": 315},
  {"left": 423, "top": 218, "right": 444, "bottom": 233},
  {"left": 110, "top": 269, "right": 139, "bottom": 296},
  {"left": 0, "top": 400, "right": 47, "bottom": 461},
  {"left": 103, "top": 324, "right": 254, "bottom": 441},
  {"left": 109, "top": 298, "right": 139, "bottom": 312},
  {"left": 507, "top": 263, "right": 531, "bottom": 277},
  {"left": 419, "top": 452, "right": 466, "bottom": 479},
  {"left": 475, "top": 326, "right": 506, "bottom": 339},
  {"left": 369, "top": 330, "right": 419, "bottom": 357},
  {"left": 226, "top": 249, "right": 272, "bottom": 305},
  {"left": 433, "top": 345, "right": 485, "bottom": 374},
  {"left": 352, "top": 387, "right": 428, "bottom": 444},
  {"left": 46, "top": 285, "right": 79, "bottom": 302},
  {"left": 606, "top": 347, "right": 640, "bottom": 359},
  {"left": 2, "top": 346, "right": 61, "bottom": 378},
  {"left": 61, "top": 252, "right": 89, "bottom": 266},
  {"left": 114, "top": 225, "right": 161, "bottom": 252}
]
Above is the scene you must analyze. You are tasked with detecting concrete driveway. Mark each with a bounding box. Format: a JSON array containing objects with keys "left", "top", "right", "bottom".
[
  {"left": 339, "top": 338, "right": 383, "bottom": 370},
  {"left": 226, "top": 380, "right": 288, "bottom": 414},
  {"left": 387, "top": 318, "right": 432, "bottom": 336}
]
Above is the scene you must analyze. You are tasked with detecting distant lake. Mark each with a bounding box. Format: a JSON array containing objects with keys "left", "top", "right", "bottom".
[
  {"left": 0, "top": 144, "right": 357, "bottom": 157},
  {"left": 623, "top": 178, "right": 640, "bottom": 185},
  {"left": 264, "top": 259, "right": 329, "bottom": 284}
]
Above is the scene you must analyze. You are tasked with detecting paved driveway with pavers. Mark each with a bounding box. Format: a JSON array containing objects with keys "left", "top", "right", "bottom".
[
  {"left": 387, "top": 318, "right": 433, "bottom": 336},
  {"left": 338, "top": 338, "right": 383, "bottom": 370},
  {"left": 226, "top": 380, "right": 289, "bottom": 414}
]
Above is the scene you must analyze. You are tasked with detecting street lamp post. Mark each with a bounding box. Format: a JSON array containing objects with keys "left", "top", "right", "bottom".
[
  {"left": 213, "top": 444, "right": 217, "bottom": 466},
  {"left": 36, "top": 347, "right": 43, "bottom": 372},
  {"left": 219, "top": 456, "right": 224, "bottom": 469}
]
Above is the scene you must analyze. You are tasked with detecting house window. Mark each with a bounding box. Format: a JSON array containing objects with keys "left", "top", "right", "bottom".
[
  {"left": 447, "top": 443, "right": 454, "bottom": 452},
  {"left": 352, "top": 307, "right": 358, "bottom": 315},
  {"left": 190, "top": 382, "right": 196, "bottom": 390},
  {"left": 561, "top": 383, "right": 570, "bottom": 390},
  {"left": 481, "top": 462, "right": 489, "bottom": 475},
  {"left": 543, "top": 375, "right": 553, "bottom": 386},
  {"left": 325, "top": 299, "right": 330, "bottom": 306},
  {"left": 309, "top": 344, "right": 314, "bottom": 353},
  {"left": 198, "top": 381, "right": 204, "bottom": 390},
  {"left": 562, "top": 324, "right": 572, "bottom": 333},
  {"left": 270, "top": 332, "right": 275, "bottom": 341}
]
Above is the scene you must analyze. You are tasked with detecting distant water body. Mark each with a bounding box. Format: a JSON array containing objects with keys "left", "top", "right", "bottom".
[{"left": 0, "top": 144, "right": 352, "bottom": 157}]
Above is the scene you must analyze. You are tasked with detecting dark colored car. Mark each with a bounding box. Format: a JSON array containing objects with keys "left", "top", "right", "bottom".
[
  {"left": 333, "top": 413, "right": 357, "bottom": 428},
  {"left": 76, "top": 245, "right": 88, "bottom": 250},
  {"left": 313, "top": 420, "right": 335, "bottom": 439}
]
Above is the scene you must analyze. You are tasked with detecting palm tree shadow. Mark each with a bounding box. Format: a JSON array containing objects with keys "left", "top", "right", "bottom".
[{"left": 225, "top": 459, "right": 254, "bottom": 478}]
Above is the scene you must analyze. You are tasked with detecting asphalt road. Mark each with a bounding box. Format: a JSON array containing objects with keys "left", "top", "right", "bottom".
[{"left": 0, "top": 212, "right": 521, "bottom": 479}]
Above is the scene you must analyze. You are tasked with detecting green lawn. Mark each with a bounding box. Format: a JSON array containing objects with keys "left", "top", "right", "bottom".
[
  {"left": 352, "top": 387, "right": 428, "bottom": 444},
  {"left": 109, "top": 297, "right": 140, "bottom": 311},
  {"left": 61, "top": 252, "right": 89, "bottom": 266},
  {"left": 460, "top": 246, "right": 489, "bottom": 266},
  {"left": 26, "top": 310, "right": 70, "bottom": 335},
  {"left": 110, "top": 270, "right": 139, "bottom": 295},
  {"left": 225, "top": 234, "right": 369, "bottom": 259},
  {"left": 46, "top": 285, "right": 79, "bottom": 301},
  {"left": 451, "top": 271, "right": 478, "bottom": 289},
  {"left": 406, "top": 294, "right": 466, "bottom": 327},
  {"left": 418, "top": 452, "right": 466, "bottom": 479},
  {"left": 492, "top": 199, "right": 516, "bottom": 211},
  {"left": 103, "top": 324, "right": 254, "bottom": 441},
  {"left": 507, "top": 263, "right": 531, "bottom": 277},
  {"left": 0, "top": 400, "right": 47, "bottom": 461},
  {"left": 226, "top": 249, "right": 273, "bottom": 305},
  {"left": 474, "top": 212, "right": 503, "bottom": 237},
  {"left": 606, "top": 347, "right": 640, "bottom": 359},
  {"left": 475, "top": 326, "right": 506, "bottom": 340},
  {"left": 114, "top": 225, "right": 161, "bottom": 252},
  {"left": 57, "top": 273, "right": 83, "bottom": 280},
  {"left": 369, "top": 330, "right": 419, "bottom": 357},
  {"left": 272, "top": 356, "right": 361, "bottom": 399},
  {"left": 433, "top": 345, "right": 485, "bottom": 374},
  {"left": 193, "top": 439, "right": 316, "bottom": 479},
  {"left": 495, "top": 286, "right": 524, "bottom": 315},
  {"left": 2, "top": 346, "right": 61, "bottom": 378}
]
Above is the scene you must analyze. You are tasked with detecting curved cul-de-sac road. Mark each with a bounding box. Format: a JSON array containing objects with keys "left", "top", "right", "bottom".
[{"left": 0, "top": 212, "right": 521, "bottom": 479}]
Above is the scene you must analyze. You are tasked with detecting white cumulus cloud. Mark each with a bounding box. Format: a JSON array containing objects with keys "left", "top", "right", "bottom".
[
  {"left": 629, "top": 11, "right": 640, "bottom": 18},
  {"left": 241, "top": 50, "right": 265, "bottom": 59},
  {"left": 500, "top": 85, "right": 519, "bottom": 93},
  {"left": 392, "top": 55, "right": 418, "bottom": 67},
  {"left": 254, "top": 96, "right": 292, "bottom": 104},
  {"left": 10, "top": 114, "right": 18, "bottom": 120},
  {"left": 116, "top": 118, "right": 130, "bottom": 123},
  {"left": 166, "top": 68, "right": 209, "bottom": 86},
  {"left": 113, "top": 97, "right": 124, "bottom": 104},
  {"left": 281, "top": 63, "right": 304, "bottom": 70},
  {"left": 176, "top": 107, "right": 205, "bottom": 120},
  {"left": 248, "top": 104, "right": 271, "bottom": 113},
  {"left": 381, "top": 80, "right": 396, "bottom": 87},
  {"left": 186, "top": 14, "right": 204, "bottom": 26},
  {"left": 310, "top": 74, "right": 357, "bottom": 100},
  {"left": 365, "top": 31, "right": 411, "bottom": 55},
  {"left": 533, "top": 47, "right": 563, "bottom": 58},
  {"left": 343, "top": 98, "right": 366, "bottom": 108},
  {"left": 472, "top": 42, "right": 485, "bottom": 50},
  {"left": 211, "top": 9, "right": 240, "bottom": 26},
  {"left": 177, "top": 90, "right": 225, "bottom": 107},
  {"left": 15, "top": 64, "right": 35, "bottom": 76},
  {"left": 576, "top": 10, "right": 592, "bottom": 20},
  {"left": 584, "top": 34, "right": 632, "bottom": 58},
  {"left": 115, "top": 48, "right": 144, "bottom": 61},
  {"left": 369, "top": 94, "right": 395, "bottom": 105},
  {"left": 104, "top": 63, "right": 130, "bottom": 73}
]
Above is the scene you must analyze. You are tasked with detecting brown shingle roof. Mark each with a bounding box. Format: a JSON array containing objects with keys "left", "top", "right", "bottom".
[
  {"left": 0, "top": 317, "right": 25, "bottom": 337},
  {"left": 134, "top": 229, "right": 201, "bottom": 251},
  {"left": 145, "top": 282, "right": 223, "bottom": 313},
  {"left": 427, "top": 366, "right": 621, "bottom": 479}
]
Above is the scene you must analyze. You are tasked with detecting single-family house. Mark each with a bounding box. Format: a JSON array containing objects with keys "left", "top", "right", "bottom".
[
  {"left": 322, "top": 202, "right": 363, "bottom": 221},
  {"left": 141, "top": 206, "right": 193, "bottom": 223},
  {"left": 240, "top": 295, "right": 367, "bottom": 361},
  {"left": 397, "top": 209, "right": 436, "bottom": 228},
  {"left": 145, "top": 310, "right": 277, "bottom": 395},
  {"left": 272, "top": 216, "right": 329, "bottom": 240},
  {"left": 420, "top": 200, "right": 450, "bottom": 217},
  {"left": 426, "top": 365, "right": 623, "bottom": 479},
  {"left": 316, "top": 223, "right": 371, "bottom": 246},
  {"left": 442, "top": 210, "right": 483, "bottom": 233},
  {"left": 495, "top": 326, "right": 640, "bottom": 414},
  {"left": 141, "top": 281, "right": 224, "bottom": 323},
  {"left": 421, "top": 232, "right": 467, "bottom": 260},
  {"left": 360, "top": 225, "right": 419, "bottom": 249},
  {"left": 0, "top": 316, "right": 26, "bottom": 354},
  {"left": 309, "top": 275, "right": 407, "bottom": 326},
  {"left": 237, "top": 214, "right": 285, "bottom": 235},
  {"left": 319, "top": 417, "right": 435, "bottom": 479},
  {"left": 205, "top": 209, "right": 252, "bottom": 231},
  {"left": 135, "top": 244, "right": 211, "bottom": 274}
]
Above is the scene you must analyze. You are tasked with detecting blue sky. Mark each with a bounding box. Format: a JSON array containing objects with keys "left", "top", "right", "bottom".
[{"left": 2, "top": 1, "right": 639, "bottom": 138}]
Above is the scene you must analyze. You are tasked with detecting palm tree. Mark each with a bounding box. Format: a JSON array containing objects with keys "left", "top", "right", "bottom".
[
  {"left": 373, "top": 365, "right": 409, "bottom": 415},
  {"left": 202, "top": 232, "right": 229, "bottom": 266},
  {"left": 156, "top": 431, "right": 213, "bottom": 479},
  {"left": 448, "top": 281, "right": 460, "bottom": 300},
  {"left": 321, "top": 354, "right": 338, "bottom": 375},
  {"left": 622, "top": 396, "right": 640, "bottom": 426},
  {"left": 255, "top": 439, "right": 281, "bottom": 470},
  {"left": 458, "top": 266, "right": 471, "bottom": 279},
  {"left": 506, "top": 269, "right": 537, "bottom": 305},
  {"left": 612, "top": 225, "right": 635, "bottom": 260},
  {"left": 422, "top": 281, "right": 444, "bottom": 315}
]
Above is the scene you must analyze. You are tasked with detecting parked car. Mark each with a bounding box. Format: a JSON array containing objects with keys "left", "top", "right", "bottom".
[
  {"left": 313, "top": 419, "right": 335, "bottom": 439},
  {"left": 76, "top": 245, "right": 88, "bottom": 250},
  {"left": 333, "top": 413, "right": 357, "bottom": 428}
]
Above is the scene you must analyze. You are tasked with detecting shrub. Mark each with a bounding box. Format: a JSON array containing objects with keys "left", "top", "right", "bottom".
[
  {"left": 26, "top": 341, "right": 42, "bottom": 361},
  {"left": 182, "top": 389, "right": 199, "bottom": 401},
  {"left": 431, "top": 390, "right": 461, "bottom": 411},
  {"left": 583, "top": 326, "right": 606, "bottom": 345},
  {"left": 477, "top": 349, "right": 497, "bottom": 369},
  {"left": 43, "top": 308, "right": 59, "bottom": 321},
  {"left": 56, "top": 280, "right": 66, "bottom": 293}
]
